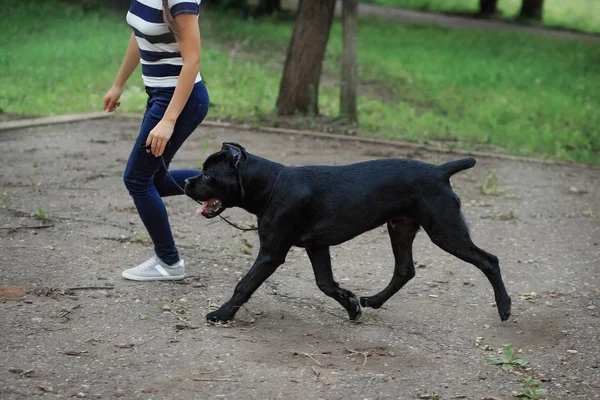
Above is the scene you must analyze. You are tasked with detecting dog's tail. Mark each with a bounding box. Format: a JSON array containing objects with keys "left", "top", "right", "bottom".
[{"left": 439, "top": 157, "right": 476, "bottom": 177}]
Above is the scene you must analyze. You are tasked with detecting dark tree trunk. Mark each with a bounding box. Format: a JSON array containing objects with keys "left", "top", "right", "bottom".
[
  {"left": 276, "top": 0, "right": 336, "bottom": 116},
  {"left": 254, "top": 0, "right": 280, "bottom": 15},
  {"left": 203, "top": 0, "right": 248, "bottom": 11},
  {"left": 478, "top": 0, "right": 498, "bottom": 16},
  {"left": 518, "top": 0, "right": 544, "bottom": 21},
  {"left": 340, "top": 0, "right": 358, "bottom": 124}
]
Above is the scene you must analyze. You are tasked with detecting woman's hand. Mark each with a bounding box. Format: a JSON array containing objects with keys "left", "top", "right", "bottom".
[
  {"left": 103, "top": 85, "right": 123, "bottom": 112},
  {"left": 145, "top": 119, "right": 175, "bottom": 157}
]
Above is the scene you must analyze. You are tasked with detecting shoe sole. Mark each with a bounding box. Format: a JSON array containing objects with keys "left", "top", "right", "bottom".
[{"left": 121, "top": 271, "right": 186, "bottom": 281}]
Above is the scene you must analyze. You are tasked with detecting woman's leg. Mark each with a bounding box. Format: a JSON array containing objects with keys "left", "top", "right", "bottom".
[{"left": 123, "top": 82, "right": 209, "bottom": 268}]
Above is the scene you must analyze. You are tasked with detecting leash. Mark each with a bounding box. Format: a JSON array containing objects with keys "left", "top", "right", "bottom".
[{"left": 149, "top": 147, "right": 258, "bottom": 232}]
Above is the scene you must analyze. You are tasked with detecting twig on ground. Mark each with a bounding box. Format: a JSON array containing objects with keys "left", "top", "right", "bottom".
[
  {"left": 289, "top": 349, "right": 323, "bottom": 366},
  {"left": 136, "top": 335, "right": 158, "bottom": 347},
  {"left": 67, "top": 286, "right": 114, "bottom": 291},
  {"left": 192, "top": 378, "right": 237, "bottom": 382},
  {"left": 63, "top": 350, "right": 90, "bottom": 356},
  {"left": 84, "top": 331, "right": 110, "bottom": 343},
  {"left": 175, "top": 323, "right": 201, "bottom": 330},
  {"left": 0, "top": 224, "right": 54, "bottom": 230},
  {"left": 169, "top": 310, "right": 192, "bottom": 325},
  {"left": 344, "top": 346, "right": 377, "bottom": 366},
  {"left": 59, "top": 304, "right": 81, "bottom": 320},
  {"left": 469, "top": 369, "right": 482, "bottom": 381}
]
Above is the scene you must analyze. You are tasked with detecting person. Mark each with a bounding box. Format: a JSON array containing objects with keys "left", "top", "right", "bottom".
[{"left": 103, "top": 0, "right": 209, "bottom": 281}]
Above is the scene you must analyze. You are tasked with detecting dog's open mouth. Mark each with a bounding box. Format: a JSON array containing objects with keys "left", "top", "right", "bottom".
[{"left": 196, "top": 198, "right": 224, "bottom": 218}]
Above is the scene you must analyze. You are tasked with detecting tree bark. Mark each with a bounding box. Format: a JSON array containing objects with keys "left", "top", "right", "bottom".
[
  {"left": 518, "top": 0, "right": 544, "bottom": 21},
  {"left": 340, "top": 0, "right": 358, "bottom": 123},
  {"left": 478, "top": 0, "right": 498, "bottom": 16},
  {"left": 276, "top": 0, "right": 336, "bottom": 116}
]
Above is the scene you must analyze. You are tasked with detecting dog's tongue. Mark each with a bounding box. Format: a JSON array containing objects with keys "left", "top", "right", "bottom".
[
  {"left": 196, "top": 199, "right": 219, "bottom": 216},
  {"left": 196, "top": 204, "right": 207, "bottom": 216}
]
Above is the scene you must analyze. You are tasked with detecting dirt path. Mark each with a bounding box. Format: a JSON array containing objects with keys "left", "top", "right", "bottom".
[{"left": 1, "top": 119, "right": 599, "bottom": 399}]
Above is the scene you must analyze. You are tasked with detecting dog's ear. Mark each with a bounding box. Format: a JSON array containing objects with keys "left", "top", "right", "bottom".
[{"left": 221, "top": 142, "right": 246, "bottom": 170}]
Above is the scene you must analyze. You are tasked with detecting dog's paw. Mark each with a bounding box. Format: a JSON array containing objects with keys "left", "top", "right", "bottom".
[
  {"left": 498, "top": 296, "right": 512, "bottom": 322},
  {"left": 348, "top": 296, "right": 362, "bottom": 321},
  {"left": 206, "top": 309, "right": 233, "bottom": 324},
  {"left": 359, "top": 296, "right": 381, "bottom": 309}
]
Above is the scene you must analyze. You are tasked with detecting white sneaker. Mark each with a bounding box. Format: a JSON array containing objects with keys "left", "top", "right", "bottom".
[{"left": 122, "top": 255, "right": 186, "bottom": 281}]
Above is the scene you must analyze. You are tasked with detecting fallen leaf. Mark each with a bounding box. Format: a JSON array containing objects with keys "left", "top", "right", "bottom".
[
  {"left": 0, "top": 287, "right": 26, "bottom": 300},
  {"left": 519, "top": 292, "right": 537, "bottom": 301},
  {"left": 569, "top": 186, "right": 587, "bottom": 195}
]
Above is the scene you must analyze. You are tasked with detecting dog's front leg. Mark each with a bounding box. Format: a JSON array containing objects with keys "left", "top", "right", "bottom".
[
  {"left": 306, "top": 247, "right": 362, "bottom": 321},
  {"left": 206, "top": 246, "right": 290, "bottom": 323}
]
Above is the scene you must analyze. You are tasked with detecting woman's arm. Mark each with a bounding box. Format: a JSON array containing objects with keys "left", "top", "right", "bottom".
[
  {"left": 104, "top": 33, "right": 141, "bottom": 112},
  {"left": 146, "top": 13, "right": 201, "bottom": 157}
]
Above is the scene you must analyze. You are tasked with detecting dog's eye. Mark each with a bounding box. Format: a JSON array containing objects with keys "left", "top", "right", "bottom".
[{"left": 203, "top": 174, "right": 210, "bottom": 181}]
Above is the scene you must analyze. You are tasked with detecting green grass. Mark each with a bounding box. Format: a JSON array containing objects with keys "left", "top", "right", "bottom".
[
  {"left": 361, "top": 0, "right": 600, "bottom": 34},
  {"left": 1, "top": 1, "right": 599, "bottom": 164}
]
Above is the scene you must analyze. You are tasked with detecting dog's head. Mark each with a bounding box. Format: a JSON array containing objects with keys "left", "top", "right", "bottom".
[{"left": 184, "top": 142, "right": 247, "bottom": 218}]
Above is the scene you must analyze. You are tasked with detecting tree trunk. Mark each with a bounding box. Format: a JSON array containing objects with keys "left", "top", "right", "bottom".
[
  {"left": 254, "top": 0, "right": 280, "bottom": 16},
  {"left": 340, "top": 0, "right": 358, "bottom": 124},
  {"left": 518, "top": 0, "right": 544, "bottom": 21},
  {"left": 276, "top": 0, "right": 336, "bottom": 116},
  {"left": 478, "top": 0, "right": 498, "bottom": 16}
]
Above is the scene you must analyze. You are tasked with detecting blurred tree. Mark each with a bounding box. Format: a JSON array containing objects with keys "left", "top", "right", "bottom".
[
  {"left": 65, "top": 0, "right": 130, "bottom": 11},
  {"left": 340, "top": 0, "right": 358, "bottom": 124},
  {"left": 478, "top": 0, "right": 498, "bottom": 16},
  {"left": 203, "top": 0, "right": 248, "bottom": 11},
  {"left": 254, "top": 0, "right": 281, "bottom": 16},
  {"left": 518, "top": 0, "right": 544, "bottom": 21},
  {"left": 276, "top": 0, "right": 336, "bottom": 116}
]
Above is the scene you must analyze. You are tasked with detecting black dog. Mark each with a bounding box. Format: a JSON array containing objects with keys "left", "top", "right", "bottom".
[{"left": 184, "top": 143, "right": 511, "bottom": 323}]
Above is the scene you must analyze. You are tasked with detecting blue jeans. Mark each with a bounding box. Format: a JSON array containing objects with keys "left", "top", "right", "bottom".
[{"left": 123, "top": 81, "right": 209, "bottom": 265}]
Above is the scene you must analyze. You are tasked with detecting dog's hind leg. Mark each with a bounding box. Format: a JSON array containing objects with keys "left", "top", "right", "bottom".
[
  {"left": 360, "top": 216, "right": 419, "bottom": 310},
  {"left": 306, "top": 247, "right": 362, "bottom": 321},
  {"left": 420, "top": 197, "right": 512, "bottom": 321}
]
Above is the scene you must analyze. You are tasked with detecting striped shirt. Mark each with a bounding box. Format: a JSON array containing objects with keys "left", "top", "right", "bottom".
[{"left": 126, "top": 0, "right": 202, "bottom": 88}]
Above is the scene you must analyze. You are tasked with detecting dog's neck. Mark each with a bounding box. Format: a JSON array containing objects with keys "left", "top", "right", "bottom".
[{"left": 238, "top": 154, "right": 284, "bottom": 216}]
